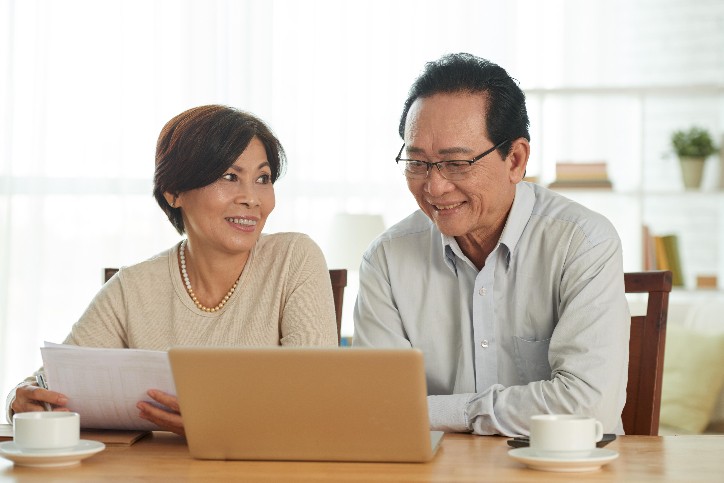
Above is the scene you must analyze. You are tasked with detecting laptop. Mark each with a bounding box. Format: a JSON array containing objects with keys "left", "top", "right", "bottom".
[{"left": 168, "top": 347, "right": 444, "bottom": 462}]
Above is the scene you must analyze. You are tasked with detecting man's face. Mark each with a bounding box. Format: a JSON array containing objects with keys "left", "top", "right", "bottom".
[{"left": 403, "top": 91, "right": 524, "bottom": 240}]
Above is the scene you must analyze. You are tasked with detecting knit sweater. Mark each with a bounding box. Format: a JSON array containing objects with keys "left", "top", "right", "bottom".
[{"left": 66, "top": 232, "right": 338, "bottom": 348}]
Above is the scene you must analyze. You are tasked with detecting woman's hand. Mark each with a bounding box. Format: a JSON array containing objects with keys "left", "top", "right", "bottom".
[
  {"left": 137, "top": 390, "right": 185, "bottom": 436},
  {"left": 12, "top": 384, "right": 69, "bottom": 413}
]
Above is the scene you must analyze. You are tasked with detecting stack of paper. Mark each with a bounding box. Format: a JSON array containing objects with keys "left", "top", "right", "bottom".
[{"left": 40, "top": 343, "right": 176, "bottom": 431}]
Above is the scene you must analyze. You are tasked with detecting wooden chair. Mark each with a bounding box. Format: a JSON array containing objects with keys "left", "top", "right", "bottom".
[
  {"left": 104, "top": 267, "right": 347, "bottom": 344},
  {"left": 103, "top": 268, "right": 119, "bottom": 284},
  {"left": 622, "top": 270, "right": 672, "bottom": 435},
  {"left": 328, "top": 269, "right": 347, "bottom": 344}
]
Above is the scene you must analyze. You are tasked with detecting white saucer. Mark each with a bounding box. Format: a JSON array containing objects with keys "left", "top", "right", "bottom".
[
  {"left": 0, "top": 440, "right": 105, "bottom": 468},
  {"left": 508, "top": 447, "right": 619, "bottom": 473}
]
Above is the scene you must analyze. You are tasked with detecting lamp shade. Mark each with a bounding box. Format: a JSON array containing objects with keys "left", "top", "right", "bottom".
[{"left": 325, "top": 213, "right": 386, "bottom": 270}]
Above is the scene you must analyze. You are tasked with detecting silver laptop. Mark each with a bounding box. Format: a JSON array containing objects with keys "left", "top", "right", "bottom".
[{"left": 168, "top": 347, "right": 444, "bottom": 462}]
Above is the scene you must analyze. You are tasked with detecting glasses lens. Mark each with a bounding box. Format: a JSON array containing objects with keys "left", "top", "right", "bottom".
[
  {"left": 398, "top": 160, "right": 428, "bottom": 178},
  {"left": 440, "top": 161, "right": 471, "bottom": 180}
]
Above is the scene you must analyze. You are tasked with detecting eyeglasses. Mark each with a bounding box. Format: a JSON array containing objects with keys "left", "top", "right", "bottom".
[{"left": 395, "top": 139, "right": 510, "bottom": 180}]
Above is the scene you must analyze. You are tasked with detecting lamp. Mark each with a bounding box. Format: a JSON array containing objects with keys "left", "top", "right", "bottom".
[{"left": 325, "top": 213, "right": 386, "bottom": 271}]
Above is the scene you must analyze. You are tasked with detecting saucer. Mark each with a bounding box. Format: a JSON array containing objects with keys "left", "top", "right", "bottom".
[
  {"left": 0, "top": 440, "right": 105, "bottom": 468},
  {"left": 508, "top": 447, "right": 619, "bottom": 473}
]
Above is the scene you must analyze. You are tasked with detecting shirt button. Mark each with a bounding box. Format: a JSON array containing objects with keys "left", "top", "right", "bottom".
[
  {"left": 479, "top": 287, "right": 487, "bottom": 296},
  {"left": 481, "top": 339, "right": 489, "bottom": 348}
]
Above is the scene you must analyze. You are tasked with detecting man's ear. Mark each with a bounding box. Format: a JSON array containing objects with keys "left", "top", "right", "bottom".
[
  {"left": 507, "top": 138, "right": 530, "bottom": 183},
  {"left": 163, "top": 192, "right": 178, "bottom": 208}
]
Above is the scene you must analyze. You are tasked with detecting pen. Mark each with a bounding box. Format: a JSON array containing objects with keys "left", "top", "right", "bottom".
[{"left": 35, "top": 373, "right": 53, "bottom": 412}]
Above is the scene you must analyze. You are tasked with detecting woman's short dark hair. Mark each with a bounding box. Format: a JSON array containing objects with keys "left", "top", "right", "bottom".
[
  {"left": 153, "top": 105, "right": 286, "bottom": 234},
  {"left": 398, "top": 53, "right": 530, "bottom": 157}
]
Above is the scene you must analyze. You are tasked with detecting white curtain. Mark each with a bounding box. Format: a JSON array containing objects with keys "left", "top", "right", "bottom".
[{"left": 2, "top": 0, "right": 722, "bottom": 398}]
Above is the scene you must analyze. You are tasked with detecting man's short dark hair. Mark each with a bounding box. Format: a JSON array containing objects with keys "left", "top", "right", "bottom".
[
  {"left": 399, "top": 53, "right": 530, "bottom": 156},
  {"left": 153, "top": 105, "right": 286, "bottom": 235}
]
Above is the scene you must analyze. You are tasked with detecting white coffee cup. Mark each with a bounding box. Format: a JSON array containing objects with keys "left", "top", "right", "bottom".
[
  {"left": 13, "top": 412, "right": 80, "bottom": 451},
  {"left": 529, "top": 414, "right": 603, "bottom": 458}
]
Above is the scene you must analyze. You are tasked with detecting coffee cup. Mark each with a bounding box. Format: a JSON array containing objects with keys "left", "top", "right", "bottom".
[
  {"left": 529, "top": 414, "right": 603, "bottom": 458},
  {"left": 13, "top": 412, "right": 80, "bottom": 451}
]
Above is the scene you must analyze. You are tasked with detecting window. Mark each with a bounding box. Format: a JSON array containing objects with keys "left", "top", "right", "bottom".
[{"left": 2, "top": 0, "right": 722, "bottom": 400}]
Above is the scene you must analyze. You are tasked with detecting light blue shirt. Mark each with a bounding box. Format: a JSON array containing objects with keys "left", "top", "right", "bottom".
[{"left": 353, "top": 182, "right": 629, "bottom": 436}]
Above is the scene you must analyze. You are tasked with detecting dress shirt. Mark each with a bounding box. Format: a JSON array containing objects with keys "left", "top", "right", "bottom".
[{"left": 353, "top": 182, "right": 630, "bottom": 436}]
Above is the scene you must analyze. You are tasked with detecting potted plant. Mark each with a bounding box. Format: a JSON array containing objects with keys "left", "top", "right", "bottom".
[{"left": 671, "top": 126, "right": 718, "bottom": 189}]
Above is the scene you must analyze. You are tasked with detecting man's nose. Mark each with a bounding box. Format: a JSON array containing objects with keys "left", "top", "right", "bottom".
[{"left": 423, "top": 166, "right": 453, "bottom": 197}]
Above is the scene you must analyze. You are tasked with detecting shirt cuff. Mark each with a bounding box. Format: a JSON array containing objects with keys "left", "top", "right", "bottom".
[
  {"left": 5, "top": 387, "right": 18, "bottom": 423},
  {"left": 427, "top": 394, "right": 472, "bottom": 432},
  {"left": 5, "top": 382, "right": 34, "bottom": 423}
]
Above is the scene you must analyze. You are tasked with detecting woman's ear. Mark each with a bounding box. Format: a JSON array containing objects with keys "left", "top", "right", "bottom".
[
  {"left": 507, "top": 138, "right": 530, "bottom": 183},
  {"left": 163, "top": 192, "right": 178, "bottom": 208}
]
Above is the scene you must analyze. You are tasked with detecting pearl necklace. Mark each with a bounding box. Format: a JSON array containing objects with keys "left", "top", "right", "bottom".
[{"left": 179, "top": 240, "right": 240, "bottom": 313}]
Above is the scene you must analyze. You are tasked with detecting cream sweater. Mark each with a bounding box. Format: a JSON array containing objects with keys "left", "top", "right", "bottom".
[
  {"left": 65, "top": 232, "right": 338, "bottom": 348},
  {"left": 6, "top": 232, "right": 337, "bottom": 420}
]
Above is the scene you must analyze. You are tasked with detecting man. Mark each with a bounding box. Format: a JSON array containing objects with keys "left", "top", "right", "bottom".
[{"left": 353, "top": 53, "right": 629, "bottom": 436}]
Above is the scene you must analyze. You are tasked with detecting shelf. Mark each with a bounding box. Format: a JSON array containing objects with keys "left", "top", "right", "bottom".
[
  {"left": 523, "top": 85, "right": 724, "bottom": 96},
  {"left": 549, "top": 188, "right": 724, "bottom": 198},
  {"left": 527, "top": 85, "right": 723, "bottom": 288},
  {"left": 638, "top": 190, "right": 724, "bottom": 197}
]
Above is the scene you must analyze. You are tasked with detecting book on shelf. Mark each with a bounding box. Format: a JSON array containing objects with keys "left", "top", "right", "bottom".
[
  {"left": 548, "top": 179, "right": 613, "bottom": 189},
  {"left": 642, "top": 225, "right": 657, "bottom": 271},
  {"left": 548, "top": 161, "right": 613, "bottom": 190},
  {"left": 652, "top": 235, "right": 671, "bottom": 271},
  {"left": 696, "top": 275, "right": 718, "bottom": 289},
  {"left": 642, "top": 226, "right": 684, "bottom": 286},
  {"left": 660, "top": 235, "right": 684, "bottom": 287}
]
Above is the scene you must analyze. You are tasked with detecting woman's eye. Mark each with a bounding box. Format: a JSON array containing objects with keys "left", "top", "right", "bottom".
[
  {"left": 256, "top": 173, "right": 272, "bottom": 184},
  {"left": 221, "top": 173, "right": 237, "bottom": 182}
]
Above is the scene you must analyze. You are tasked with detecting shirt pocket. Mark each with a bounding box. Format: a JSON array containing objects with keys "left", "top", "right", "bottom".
[{"left": 513, "top": 336, "right": 552, "bottom": 382}]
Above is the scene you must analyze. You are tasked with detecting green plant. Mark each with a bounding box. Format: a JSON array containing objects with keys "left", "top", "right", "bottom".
[{"left": 671, "top": 126, "right": 718, "bottom": 158}]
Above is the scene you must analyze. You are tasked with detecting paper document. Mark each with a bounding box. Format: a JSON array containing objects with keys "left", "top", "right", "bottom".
[{"left": 40, "top": 342, "right": 176, "bottom": 431}]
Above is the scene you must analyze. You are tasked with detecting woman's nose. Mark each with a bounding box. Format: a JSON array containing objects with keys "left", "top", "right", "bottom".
[{"left": 234, "top": 182, "right": 260, "bottom": 207}]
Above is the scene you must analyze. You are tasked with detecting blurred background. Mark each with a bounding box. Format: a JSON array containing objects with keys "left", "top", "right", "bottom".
[{"left": 1, "top": 0, "right": 723, "bottom": 400}]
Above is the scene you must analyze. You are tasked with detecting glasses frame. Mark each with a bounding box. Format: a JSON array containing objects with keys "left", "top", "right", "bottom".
[{"left": 395, "top": 139, "right": 510, "bottom": 180}]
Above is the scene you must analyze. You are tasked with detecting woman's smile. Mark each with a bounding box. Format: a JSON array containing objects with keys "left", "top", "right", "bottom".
[{"left": 226, "top": 216, "right": 259, "bottom": 232}]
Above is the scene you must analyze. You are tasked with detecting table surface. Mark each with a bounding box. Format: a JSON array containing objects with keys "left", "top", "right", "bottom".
[{"left": 1, "top": 432, "right": 724, "bottom": 482}]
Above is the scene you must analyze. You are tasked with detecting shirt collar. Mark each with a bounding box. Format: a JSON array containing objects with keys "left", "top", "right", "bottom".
[
  {"left": 498, "top": 182, "right": 536, "bottom": 256},
  {"left": 442, "top": 235, "right": 467, "bottom": 274}
]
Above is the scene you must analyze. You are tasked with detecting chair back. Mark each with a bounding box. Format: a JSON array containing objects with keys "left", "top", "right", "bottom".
[
  {"left": 103, "top": 268, "right": 118, "bottom": 284},
  {"left": 328, "top": 269, "right": 347, "bottom": 344},
  {"left": 104, "top": 267, "right": 347, "bottom": 344},
  {"left": 623, "top": 270, "right": 672, "bottom": 435}
]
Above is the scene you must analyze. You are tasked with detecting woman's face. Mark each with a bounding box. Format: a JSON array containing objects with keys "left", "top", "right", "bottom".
[{"left": 171, "top": 136, "right": 276, "bottom": 257}]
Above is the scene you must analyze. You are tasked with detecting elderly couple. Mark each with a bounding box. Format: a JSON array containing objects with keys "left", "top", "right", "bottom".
[{"left": 6, "top": 54, "right": 629, "bottom": 438}]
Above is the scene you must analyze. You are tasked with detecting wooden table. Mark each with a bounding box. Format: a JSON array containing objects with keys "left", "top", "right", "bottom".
[{"left": 1, "top": 432, "right": 723, "bottom": 481}]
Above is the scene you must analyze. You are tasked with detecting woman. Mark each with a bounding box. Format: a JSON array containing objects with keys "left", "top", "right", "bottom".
[{"left": 7, "top": 105, "right": 338, "bottom": 434}]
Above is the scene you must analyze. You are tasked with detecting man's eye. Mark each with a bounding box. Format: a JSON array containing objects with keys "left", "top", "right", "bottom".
[
  {"left": 256, "top": 173, "right": 272, "bottom": 184},
  {"left": 406, "top": 161, "right": 428, "bottom": 172},
  {"left": 444, "top": 161, "right": 470, "bottom": 171},
  {"left": 222, "top": 173, "right": 238, "bottom": 182}
]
